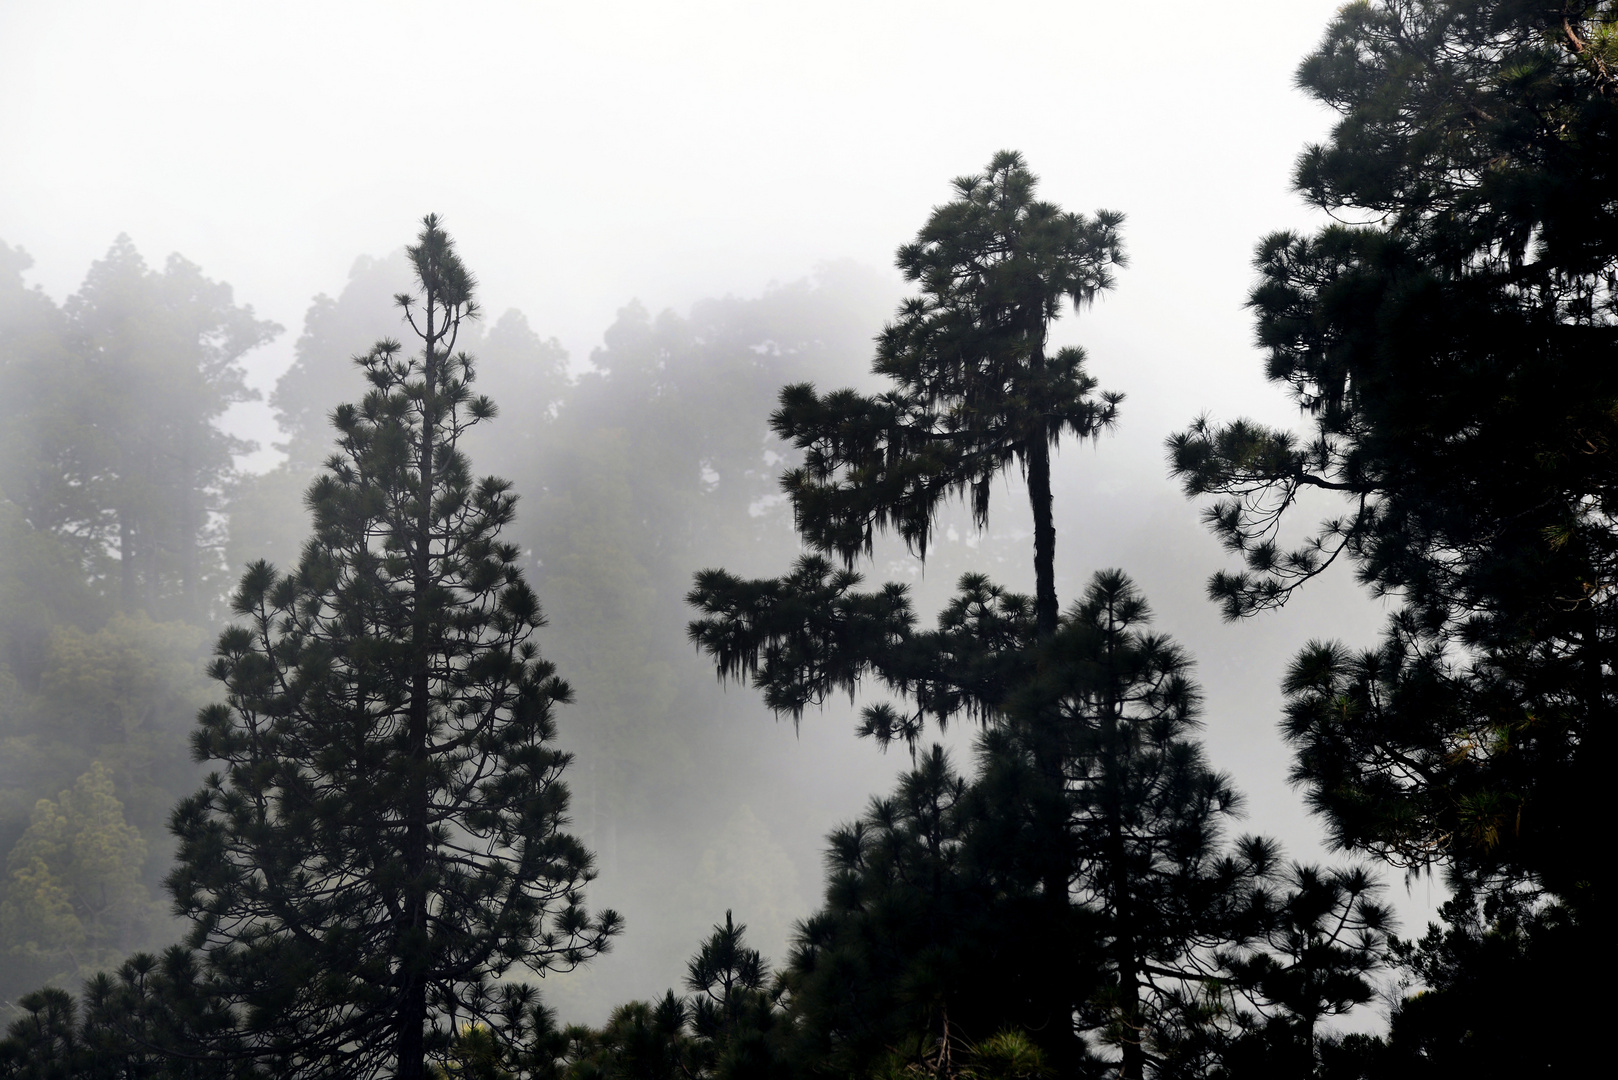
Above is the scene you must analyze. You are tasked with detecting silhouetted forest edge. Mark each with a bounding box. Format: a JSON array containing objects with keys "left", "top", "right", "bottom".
[{"left": 0, "top": 2, "right": 1607, "bottom": 1077}]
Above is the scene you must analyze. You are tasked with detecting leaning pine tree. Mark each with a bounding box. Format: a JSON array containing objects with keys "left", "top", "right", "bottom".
[{"left": 167, "top": 216, "right": 618, "bottom": 1079}]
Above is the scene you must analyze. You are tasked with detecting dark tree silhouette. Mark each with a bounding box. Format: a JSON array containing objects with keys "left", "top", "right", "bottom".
[
  {"left": 166, "top": 216, "right": 617, "bottom": 1078},
  {"left": 770, "top": 149, "right": 1123, "bottom": 639},
  {"left": 1168, "top": 2, "right": 1616, "bottom": 1074},
  {"left": 688, "top": 150, "right": 1124, "bottom": 747},
  {"left": 687, "top": 152, "right": 1124, "bottom": 1069}
]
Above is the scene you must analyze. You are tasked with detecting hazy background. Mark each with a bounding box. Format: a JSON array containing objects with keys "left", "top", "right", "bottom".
[{"left": 1, "top": 0, "right": 1429, "bottom": 1024}]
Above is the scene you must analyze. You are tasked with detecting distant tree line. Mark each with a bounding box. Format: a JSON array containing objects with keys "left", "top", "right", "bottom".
[
  {"left": 0, "top": 216, "right": 886, "bottom": 1030},
  {"left": 1, "top": 1, "right": 1611, "bottom": 1076}
]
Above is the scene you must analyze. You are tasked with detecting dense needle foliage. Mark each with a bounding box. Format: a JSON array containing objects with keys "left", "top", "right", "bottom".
[
  {"left": 163, "top": 218, "right": 617, "bottom": 1078},
  {"left": 690, "top": 158, "right": 1390, "bottom": 1079},
  {"left": 1168, "top": 1, "right": 1617, "bottom": 1073},
  {"left": 766, "top": 150, "right": 1123, "bottom": 640},
  {"left": 5, "top": 6, "right": 1612, "bottom": 1076}
]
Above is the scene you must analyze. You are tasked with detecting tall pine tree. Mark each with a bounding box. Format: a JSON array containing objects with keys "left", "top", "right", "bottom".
[
  {"left": 779, "top": 572, "right": 1389, "bottom": 1080},
  {"left": 1167, "top": 2, "right": 1615, "bottom": 1073},
  {"left": 768, "top": 149, "right": 1123, "bottom": 640},
  {"left": 994, "top": 572, "right": 1252, "bottom": 1079},
  {"left": 166, "top": 216, "right": 617, "bottom": 1078},
  {"left": 687, "top": 151, "right": 1123, "bottom": 1069},
  {"left": 687, "top": 150, "right": 1124, "bottom": 748},
  {"left": 786, "top": 745, "right": 1046, "bottom": 1075}
]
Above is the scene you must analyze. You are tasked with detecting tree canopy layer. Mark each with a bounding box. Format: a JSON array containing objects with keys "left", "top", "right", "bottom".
[
  {"left": 0, "top": 237, "right": 278, "bottom": 623},
  {"left": 1170, "top": 0, "right": 1616, "bottom": 904},
  {"left": 0, "top": 239, "right": 240, "bottom": 1010},
  {"left": 1169, "top": 1, "right": 1616, "bottom": 1073},
  {"left": 686, "top": 152, "right": 1127, "bottom": 1070}
]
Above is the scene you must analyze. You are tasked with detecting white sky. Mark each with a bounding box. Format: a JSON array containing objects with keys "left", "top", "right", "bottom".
[
  {"left": 4, "top": 0, "right": 1438, "bottom": 1020},
  {"left": 3, "top": 1, "right": 1343, "bottom": 436}
]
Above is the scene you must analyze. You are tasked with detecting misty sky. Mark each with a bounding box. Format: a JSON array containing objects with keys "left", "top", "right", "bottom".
[
  {"left": 2, "top": 0, "right": 1438, "bottom": 1008},
  {"left": 4, "top": 1, "right": 1346, "bottom": 451}
]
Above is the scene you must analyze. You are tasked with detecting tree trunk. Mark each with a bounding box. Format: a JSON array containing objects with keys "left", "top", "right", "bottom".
[
  {"left": 1101, "top": 595, "right": 1144, "bottom": 1080},
  {"left": 1026, "top": 436, "right": 1059, "bottom": 640},
  {"left": 141, "top": 440, "right": 161, "bottom": 615},
  {"left": 1109, "top": 768, "right": 1146, "bottom": 1080},
  {"left": 396, "top": 292, "right": 438, "bottom": 1080},
  {"left": 179, "top": 432, "right": 198, "bottom": 621},
  {"left": 1024, "top": 426, "right": 1078, "bottom": 1070}
]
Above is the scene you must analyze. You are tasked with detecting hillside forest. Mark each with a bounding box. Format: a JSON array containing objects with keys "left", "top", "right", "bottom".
[{"left": 0, "top": 2, "right": 1609, "bottom": 1077}]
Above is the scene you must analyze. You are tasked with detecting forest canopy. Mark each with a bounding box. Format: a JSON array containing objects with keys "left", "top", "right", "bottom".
[{"left": 0, "top": 2, "right": 1611, "bottom": 1077}]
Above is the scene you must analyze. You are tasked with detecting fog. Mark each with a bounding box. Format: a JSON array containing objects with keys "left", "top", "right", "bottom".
[{"left": 1, "top": 0, "right": 1434, "bottom": 1030}]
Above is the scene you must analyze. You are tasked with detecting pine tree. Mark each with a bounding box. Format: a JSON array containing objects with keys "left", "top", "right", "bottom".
[
  {"left": 166, "top": 216, "right": 618, "bottom": 1078},
  {"left": 1166, "top": 2, "right": 1614, "bottom": 1072},
  {"left": 682, "top": 912, "right": 788, "bottom": 1080},
  {"left": 684, "top": 912, "right": 765, "bottom": 1044},
  {"left": 1214, "top": 864, "right": 1391, "bottom": 1078},
  {"left": 990, "top": 572, "right": 1255, "bottom": 1079},
  {"left": 0, "top": 763, "right": 160, "bottom": 992},
  {"left": 1167, "top": 0, "right": 1614, "bottom": 914},
  {"left": 687, "top": 151, "right": 1124, "bottom": 1069},
  {"left": 771, "top": 149, "right": 1123, "bottom": 638},
  {"left": 786, "top": 746, "right": 1045, "bottom": 1076},
  {"left": 537, "top": 916, "right": 788, "bottom": 1080},
  {"left": 75, "top": 239, "right": 278, "bottom": 620},
  {"left": 688, "top": 151, "right": 1124, "bottom": 744},
  {"left": 0, "top": 235, "right": 279, "bottom": 622},
  {"left": 0, "top": 949, "right": 263, "bottom": 1080},
  {"left": 780, "top": 574, "right": 1392, "bottom": 1080}
]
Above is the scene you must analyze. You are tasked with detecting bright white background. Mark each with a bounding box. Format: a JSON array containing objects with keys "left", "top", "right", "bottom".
[{"left": 3, "top": 1, "right": 1342, "bottom": 438}]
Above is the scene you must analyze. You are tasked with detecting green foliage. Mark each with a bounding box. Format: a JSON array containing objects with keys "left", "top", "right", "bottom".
[
  {"left": 1, "top": 238, "right": 268, "bottom": 1004},
  {"left": 165, "top": 217, "right": 616, "bottom": 1078},
  {"left": 31, "top": 616, "right": 210, "bottom": 834},
  {"left": 961, "top": 1031, "right": 1051, "bottom": 1080},
  {"left": 0, "top": 613, "right": 209, "bottom": 1007},
  {"left": 765, "top": 150, "right": 1123, "bottom": 639},
  {"left": 0, "top": 351, "right": 100, "bottom": 695},
  {"left": 1165, "top": 1, "right": 1617, "bottom": 1071},
  {"left": 1, "top": 235, "right": 278, "bottom": 622},
  {"left": 0, "top": 241, "right": 86, "bottom": 588},
  {"left": 0, "top": 764, "right": 162, "bottom": 993},
  {"left": 1168, "top": 0, "right": 1616, "bottom": 905}
]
